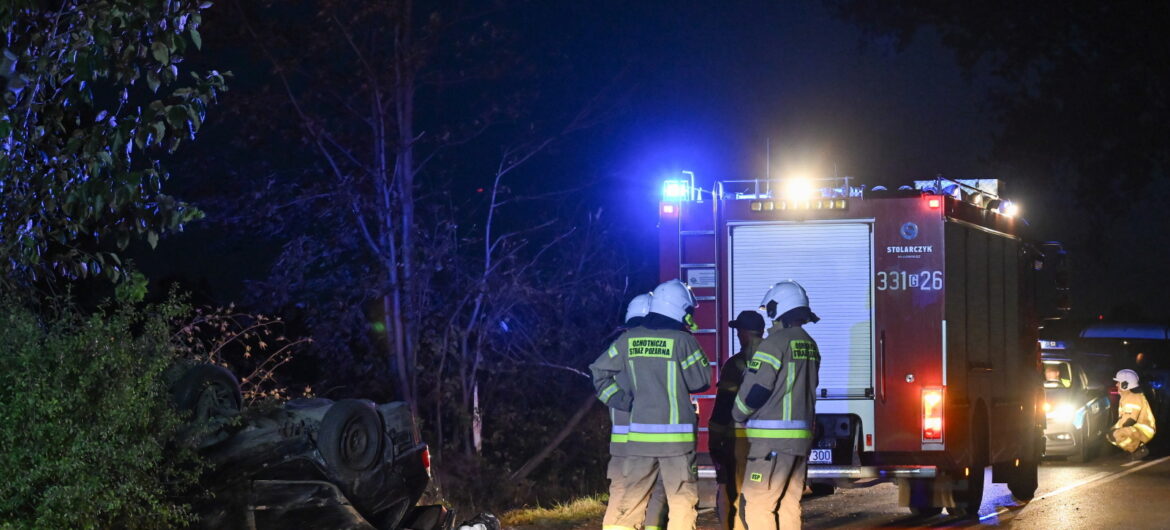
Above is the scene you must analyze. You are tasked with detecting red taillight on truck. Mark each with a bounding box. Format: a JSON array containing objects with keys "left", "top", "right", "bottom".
[
  {"left": 421, "top": 446, "right": 432, "bottom": 476},
  {"left": 922, "top": 387, "right": 944, "bottom": 442}
]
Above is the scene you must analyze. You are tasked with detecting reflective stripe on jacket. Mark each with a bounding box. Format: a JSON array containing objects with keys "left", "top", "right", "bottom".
[
  {"left": 589, "top": 325, "right": 712, "bottom": 456},
  {"left": 592, "top": 346, "right": 636, "bottom": 456},
  {"left": 731, "top": 323, "right": 820, "bottom": 456}
]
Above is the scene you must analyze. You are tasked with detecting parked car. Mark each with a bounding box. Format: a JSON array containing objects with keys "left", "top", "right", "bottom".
[
  {"left": 1041, "top": 355, "right": 1111, "bottom": 462},
  {"left": 170, "top": 364, "right": 460, "bottom": 530}
]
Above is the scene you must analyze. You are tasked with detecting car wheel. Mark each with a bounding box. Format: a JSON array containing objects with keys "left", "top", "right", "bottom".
[
  {"left": 173, "top": 364, "right": 243, "bottom": 421},
  {"left": 318, "top": 399, "right": 385, "bottom": 475},
  {"left": 1070, "top": 426, "right": 1090, "bottom": 463}
]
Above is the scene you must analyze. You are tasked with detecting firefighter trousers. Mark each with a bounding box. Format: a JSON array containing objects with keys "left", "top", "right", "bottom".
[
  {"left": 604, "top": 456, "right": 669, "bottom": 529},
  {"left": 610, "top": 453, "right": 698, "bottom": 530},
  {"left": 739, "top": 453, "right": 806, "bottom": 530},
  {"left": 1110, "top": 424, "right": 1155, "bottom": 452}
]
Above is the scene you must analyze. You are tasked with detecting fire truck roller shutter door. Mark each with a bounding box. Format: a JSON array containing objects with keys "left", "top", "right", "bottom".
[{"left": 729, "top": 223, "right": 874, "bottom": 398}]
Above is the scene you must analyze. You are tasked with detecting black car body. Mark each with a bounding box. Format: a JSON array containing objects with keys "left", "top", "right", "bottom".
[{"left": 172, "top": 365, "right": 450, "bottom": 530}]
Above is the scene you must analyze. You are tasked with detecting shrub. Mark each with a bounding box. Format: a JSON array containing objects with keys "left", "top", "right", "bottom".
[{"left": 0, "top": 294, "right": 199, "bottom": 529}]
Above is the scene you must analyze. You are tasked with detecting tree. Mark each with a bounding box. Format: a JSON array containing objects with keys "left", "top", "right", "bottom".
[
  {"left": 0, "top": 0, "right": 225, "bottom": 285},
  {"left": 823, "top": 1, "right": 1170, "bottom": 217}
]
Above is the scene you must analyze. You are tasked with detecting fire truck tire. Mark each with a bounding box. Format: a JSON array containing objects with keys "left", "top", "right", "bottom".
[
  {"left": 808, "top": 482, "right": 835, "bottom": 496},
  {"left": 901, "top": 477, "right": 942, "bottom": 517},
  {"left": 1007, "top": 428, "right": 1042, "bottom": 501},
  {"left": 909, "top": 506, "right": 943, "bottom": 517},
  {"left": 947, "top": 410, "right": 988, "bottom": 519}
]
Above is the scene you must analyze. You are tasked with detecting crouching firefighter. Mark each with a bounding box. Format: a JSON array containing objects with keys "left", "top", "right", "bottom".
[
  {"left": 1108, "top": 369, "right": 1157, "bottom": 460},
  {"left": 590, "top": 279, "right": 712, "bottom": 530},
  {"left": 732, "top": 281, "right": 820, "bottom": 530},
  {"left": 592, "top": 293, "right": 669, "bottom": 530}
]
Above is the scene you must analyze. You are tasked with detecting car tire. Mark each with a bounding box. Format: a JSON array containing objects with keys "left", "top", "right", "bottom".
[
  {"left": 173, "top": 364, "right": 243, "bottom": 421},
  {"left": 318, "top": 399, "right": 385, "bottom": 475},
  {"left": 1070, "top": 426, "right": 1090, "bottom": 463}
]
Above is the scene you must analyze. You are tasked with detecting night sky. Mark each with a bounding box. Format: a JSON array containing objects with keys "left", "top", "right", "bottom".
[{"left": 151, "top": 1, "right": 1168, "bottom": 322}]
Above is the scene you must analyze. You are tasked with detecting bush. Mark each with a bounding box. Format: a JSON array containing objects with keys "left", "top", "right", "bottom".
[{"left": 0, "top": 294, "right": 198, "bottom": 529}]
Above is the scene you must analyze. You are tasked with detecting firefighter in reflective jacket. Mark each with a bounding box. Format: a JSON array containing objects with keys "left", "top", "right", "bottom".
[
  {"left": 732, "top": 281, "right": 820, "bottom": 530},
  {"left": 594, "top": 293, "right": 669, "bottom": 530},
  {"left": 1108, "top": 369, "right": 1156, "bottom": 460},
  {"left": 590, "top": 279, "right": 712, "bottom": 530}
]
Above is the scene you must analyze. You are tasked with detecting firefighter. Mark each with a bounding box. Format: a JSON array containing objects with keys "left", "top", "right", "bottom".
[
  {"left": 1107, "top": 369, "right": 1156, "bottom": 460},
  {"left": 590, "top": 279, "right": 712, "bottom": 530},
  {"left": 709, "top": 310, "right": 766, "bottom": 530},
  {"left": 594, "top": 294, "right": 670, "bottom": 530},
  {"left": 732, "top": 281, "right": 820, "bottom": 530}
]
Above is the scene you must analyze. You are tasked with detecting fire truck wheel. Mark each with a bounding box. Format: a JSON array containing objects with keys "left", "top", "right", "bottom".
[
  {"left": 945, "top": 467, "right": 985, "bottom": 519},
  {"left": 909, "top": 506, "right": 943, "bottom": 517},
  {"left": 1007, "top": 429, "right": 1043, "bottom": 501},
  {"left": 947, "top": 410, "right": 988, "bottom": 518},
  {"left": 808, "top": 482, "right": 835, "bottom": 496}
]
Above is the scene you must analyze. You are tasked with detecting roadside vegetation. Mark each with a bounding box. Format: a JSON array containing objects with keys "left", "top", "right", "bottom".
[{"left": 499, "top": 494, "right": 608, "bottom": 529}]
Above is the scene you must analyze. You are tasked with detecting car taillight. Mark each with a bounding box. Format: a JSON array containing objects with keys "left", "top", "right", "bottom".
[
  {"left": 421, "top": 446, "right": 432, "bottom": 476},
  {"left": 922, "top": 387, "right": 944, "bottom": 443}
]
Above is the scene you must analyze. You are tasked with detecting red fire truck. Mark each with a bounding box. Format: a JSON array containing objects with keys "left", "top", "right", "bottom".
[{"left": 659, "top": 175, "right": 1058, "bottom": 515}]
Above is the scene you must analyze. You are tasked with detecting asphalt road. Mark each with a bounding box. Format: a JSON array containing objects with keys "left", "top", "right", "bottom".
[{"left": 797, "top": 445, "right": 1170, "bottom": 528}]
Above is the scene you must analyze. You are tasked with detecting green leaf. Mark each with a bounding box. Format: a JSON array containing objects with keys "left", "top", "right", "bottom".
[
  {"left": 146, "top": 231, "right": 158, "bottom": 249},
  {"left": 150, "top": 41, "right": 169, "bottom": 64},
  {"left": 190, "top": 28, "right": 202, "bottom": 50},
  {"left": 146, "top": 70, "right": 160, "bottom": 93}
]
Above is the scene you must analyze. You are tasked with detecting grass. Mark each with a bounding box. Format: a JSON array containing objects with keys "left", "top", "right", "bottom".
[{"left": 499, "top": 494, "right": 608, "bottom": 528}]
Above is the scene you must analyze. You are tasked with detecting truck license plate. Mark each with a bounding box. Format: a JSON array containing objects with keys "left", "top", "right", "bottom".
[{"left": 809, "top": 449, "right": 833, "bottom": 464}]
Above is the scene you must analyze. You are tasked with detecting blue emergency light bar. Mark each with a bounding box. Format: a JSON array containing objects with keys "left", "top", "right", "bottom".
[{"left": 662, "top": 179, "right": 690, "bottom": 201}]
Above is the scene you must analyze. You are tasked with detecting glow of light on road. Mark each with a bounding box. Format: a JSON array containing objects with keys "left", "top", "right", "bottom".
[{"left": 979, "top": 455, "right": 1170, "bottom": 522}]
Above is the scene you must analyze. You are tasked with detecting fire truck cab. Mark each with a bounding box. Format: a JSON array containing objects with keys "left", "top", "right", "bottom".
[{"left": 659, "top": 175, "right": 1054, "bottom": 516}]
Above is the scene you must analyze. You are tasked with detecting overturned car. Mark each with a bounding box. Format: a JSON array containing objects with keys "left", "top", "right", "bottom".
[{"left": 171, "top": 364, "right": 454, "bottom": 530}]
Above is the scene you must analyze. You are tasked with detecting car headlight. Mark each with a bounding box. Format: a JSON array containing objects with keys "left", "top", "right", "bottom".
[{"left": 1046, "top": 403, "right": 1077, "bottom": 423}]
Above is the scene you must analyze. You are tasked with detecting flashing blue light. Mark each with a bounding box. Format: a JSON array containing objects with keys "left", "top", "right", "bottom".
[{"left": 662, "top": 179, "right": 690, "bottom": 201}]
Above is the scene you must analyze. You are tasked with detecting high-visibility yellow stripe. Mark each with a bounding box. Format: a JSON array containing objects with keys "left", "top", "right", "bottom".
[
  {"left": 744, "top": 428, "right": 812, "bottom": 439},
  {"left": 610, "top": 433, "right": 629, "bottom": 443},
  {"left": 734, "top": 395, "right": 754, "bottom": 416},
  {"left": 668, "top": 361, "right": 678, "bottom": 424},
  {"left": 681, "top": 350, "right": 706, "bottom": 369},
  {"left": 607, "top": 345, "right": 619, "bottom": 358},
  {"left": 754, "top": 351, "right": 782, "bottom": 370},
  {"left": 600, "top": 383, "right": 619, "bottom": 403},
  {"left": 628, "top": 432, "right": 696, "bottom": 443},
  {"left": 783, "top": 361, "right": 794, "bottom": 419}
]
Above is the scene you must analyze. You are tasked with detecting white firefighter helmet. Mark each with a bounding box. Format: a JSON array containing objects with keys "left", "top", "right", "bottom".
[
  {"left": 760, "top": 280, "right": 811, "bottom": 320},
  {"left": 624, "top": 293, "right": 652, "bottom": 323},
  {"left": 648, "top": 279, "right": 697, "bottom": 322},
  {"left": 1114, "top": 369, "right": 1140, "bottom": 391}
]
